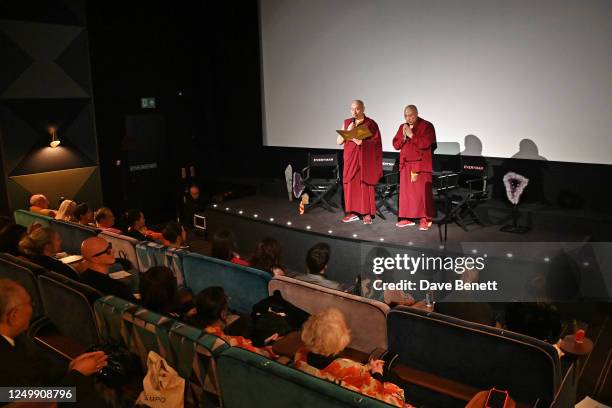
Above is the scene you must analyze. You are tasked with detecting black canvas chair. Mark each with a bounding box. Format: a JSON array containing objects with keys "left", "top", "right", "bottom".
[
  {"left": 446, "top": 155, "right": 492, "bottom": 231},
  {"left": 301, "top": 153, "right": 340, "bottom": 213},
  {"left": 375, "top": 155, "right": 400, "bottom": 220}
]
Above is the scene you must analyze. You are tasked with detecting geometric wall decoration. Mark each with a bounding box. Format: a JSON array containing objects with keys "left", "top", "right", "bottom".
[
  {"left": 9, "top": 165, "right": 97, "bottom": 206},
  {"left": 0, "top": 0, "right": 102, "bottom": 215}
]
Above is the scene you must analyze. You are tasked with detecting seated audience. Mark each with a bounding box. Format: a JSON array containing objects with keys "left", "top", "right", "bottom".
[
  {"left": 55, "top": 199, "right": 77, "bottom": 222},
  {"left": 94, "top": 207, "right": 121, "bottom": 234},
  {"left": 139, "top": 266, "right": 192, "bottom": 318},
  {"left": 0, "top": 224, "right": 27, "bottom": 256},
  {"left": 435, "top": 268, "right": 497, "bottom": 326},
  {"left": 295, "top": 309, "right": 407, "bottom": 407},
  {"left": 0, "top": 279, "right": 107, "bottom": 404},
  {"left": 191, "top": 286, "right": 277, "bottom": 358},
  {"left": 123, "top": 209, "right": 163, "bottom": 242},
  {"left": 161, "top": 221, "right": 187, "bottom": 248},
  {"left": 504, "top": 302, "right": 561, "bottom": 343},
  {"left": 74, "top": 202, "right": 94, "bottom": 226},
  {"left": 211, "top": 229, "right": 249, "bottom": 266},
  {"left": 80, "top": 237, "right": 136, "bottom": 302},
  {"left": 250, "top": 237, "right": 285, "bottom": 276},
  {"left": 295, "top": 243, "right": 344, "bottom": 290},
  {"left": 29, "top": 194, "right": 56, "bottom": 217},
  {"left": 18, "top": 227, "right": 80, "bottom": 281}
]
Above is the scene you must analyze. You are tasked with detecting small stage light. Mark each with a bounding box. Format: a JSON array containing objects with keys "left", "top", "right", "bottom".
[
  {"left": 286, "top": 221, "right": 292, "bottom": 226},
  {"left": 408, "top": 241, "right": 413, "bottom": 246},
  {"left": 471, "top": 249, "right": 478, "bottom": 254},
  {"left": 506, "top": 252, "right": 513, "bottom": 258},
  {"left": 352, "top": 234, "right": 358, "bottom": 238},
  {"left": 327, "top": 230, "right": 333, "bottom": 234},
  {"left": 544, "top": 257, "right": 550, "bottom": 263},
  {"left": 306, "top": 225, "right": 311, "bottom": 230},
  {"left": 253, "top": 214, "right": 258, "bottom": 218},
  {"left": 238, "top": 210, "right": 243, "bottom": 215},
  {"left": 212, "top": 204, "right": 218, "bottom": 208},
  {"left": 583, "top": 261, "right": 590, "bottom": 267},
  {"left": 225, "top": 207, "right": 230, "bottom": 211},
  {"left": 379, "top": 237, "right": 384, "bottom": 242},
  {"left": 439, "top": 245, "right": 445, "bottom": 250},
  {"left": 269, "top": 217, "right": 275, "bottom": 222}
]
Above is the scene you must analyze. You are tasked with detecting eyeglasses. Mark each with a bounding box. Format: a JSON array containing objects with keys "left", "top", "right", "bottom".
[{"left": 92, "top": 242, "right": 113, "bottom": 257}]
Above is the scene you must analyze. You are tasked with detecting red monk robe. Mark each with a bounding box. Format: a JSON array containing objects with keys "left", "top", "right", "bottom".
[
  {"left": 392, "top": 117, "right": 436, "bottom": 221},
  {"left": 342, "top": 117, "right": 383, "bottom": 218}
]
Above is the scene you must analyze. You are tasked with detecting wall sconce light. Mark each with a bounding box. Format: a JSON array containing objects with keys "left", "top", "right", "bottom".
[{"left": 49, "top": 126, "right": 60, "bottom": 148}]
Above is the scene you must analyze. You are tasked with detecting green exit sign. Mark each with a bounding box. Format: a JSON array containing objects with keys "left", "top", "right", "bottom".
[{"left": 141, "top": 97, "right": 156, "bottom": 109}]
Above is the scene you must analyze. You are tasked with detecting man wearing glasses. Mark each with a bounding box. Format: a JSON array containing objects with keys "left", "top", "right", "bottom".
[{"left": 80, "top": 237, "right": 136, "bottom": 302}]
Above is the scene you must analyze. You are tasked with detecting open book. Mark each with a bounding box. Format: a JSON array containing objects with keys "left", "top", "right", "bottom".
[{"left": 336, "top": 126, "right": 372, "bottom": 141}]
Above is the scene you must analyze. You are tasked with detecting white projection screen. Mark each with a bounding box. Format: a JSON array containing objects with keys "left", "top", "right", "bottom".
[{"left": 259, "top": 0, "right": 612, "bottom": 164}]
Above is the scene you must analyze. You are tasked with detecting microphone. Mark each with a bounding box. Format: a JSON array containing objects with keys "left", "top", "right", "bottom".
[{"left": 352, "top": 117, "right": 356, "bottom": 124}]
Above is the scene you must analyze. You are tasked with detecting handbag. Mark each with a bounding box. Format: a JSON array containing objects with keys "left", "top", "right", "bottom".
[{"left": 136, "top": 351, "right": 185, "bottom": 408}]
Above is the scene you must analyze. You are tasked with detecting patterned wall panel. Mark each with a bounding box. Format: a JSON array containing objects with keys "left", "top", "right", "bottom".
[{"left": 0, "top": 0, "right": 102, "bottom": 215}]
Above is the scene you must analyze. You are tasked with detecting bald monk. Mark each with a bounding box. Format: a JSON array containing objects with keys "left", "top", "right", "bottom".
[
  {"left": 80, "top": 237, "right": 136, "bottom": 302},
  {"left": 393, "top": 105, "right": 436, "bottom": 230},
  {"left": 337, "top": 100, "right": 383, "bottom": 225}
]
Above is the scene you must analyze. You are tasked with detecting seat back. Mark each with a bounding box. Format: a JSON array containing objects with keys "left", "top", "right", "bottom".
[
  {"left": 14, "top": 209, "right": 53, "bottom": 228},
  {"left": 94, "top": 295, "right": 228, "bottom": 406},
  {"left": 216, "top": 347, "right": 394, "bottom": 408},
  {"left": 459, "top": 155, "right": 490, "bottom": 197},
  {"left": 387, "top": 307, "right": 560, "bottom": 403},
  {"left": 99, "top": 230, "right": 141, "bottom": 271},
  {"left": 181, "top": 252, "right": 271, "bottom": 314},
  {"left": 269, "top": 276, "right": 389, "bottom": 353},
  {"left": 306, "top": 153, "right": 340, "bottom": 183},
  {"left": 50, "top": 219, "right": 98, "bottom": 254},
  {"left": 135, "top": 242, "right": 186, "bottom": 285},
  {"left": 0, "top": 254, "right": 45, "bottom": 319},
  {"left": 38, "top": 271, "right": 102, "bottom": 347}
]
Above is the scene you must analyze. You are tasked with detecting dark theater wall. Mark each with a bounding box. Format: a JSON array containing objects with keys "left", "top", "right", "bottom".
[{"left": 0, "top": 0, "right": 102, "bottom": 215}]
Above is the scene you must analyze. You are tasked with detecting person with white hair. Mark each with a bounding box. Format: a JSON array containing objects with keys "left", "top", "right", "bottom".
[
  {"left": 55, "top": 199, "right": 77, "bottom": 222},
  {"left": 295, "top": 308, "right": 408, "bottom": 407},
  {"left": 29, "top": 194, "right": 56, "bottom": 217}
]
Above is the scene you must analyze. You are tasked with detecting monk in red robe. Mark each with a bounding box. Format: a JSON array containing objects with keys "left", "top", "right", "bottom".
[
  {"left": 337, "top": 100, "right": 382, "bottom": 225},
  {"left": 392, "top": 105, "right": 436, "bottom": 230}
]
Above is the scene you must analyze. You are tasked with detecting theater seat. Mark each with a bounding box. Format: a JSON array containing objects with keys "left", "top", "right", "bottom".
[
  {"left": 216, "top": 346, "right": 396, "bottom": 408},
  {"left": 36, "top": 271, "right": 102, "bottom": 351},
  {"left": 268, "top": 276, "right": 389, "bottom": 353},
  {"left": 181, "top": 252, "right": 271, "bottom": 314},
  {"left": 14, "top": 209, "right": 53, "bottom": 228},
  {"left": 99, "top": 230, "right": 141, "bottom": 272},
  {"left": 94, "top": 295, "right": 229, "bottom": 406},
  {"left": 0, "top": 253, "right": 46, "bottom": 321},
  {"left": 387, "top": 307, "right": 576, "bottom": 407},
  {"left": 50, "top": 219, "right": 99, "bottom": 254},
  {"left": 135, "top": 241, "right": 186, "bottom": 285}
]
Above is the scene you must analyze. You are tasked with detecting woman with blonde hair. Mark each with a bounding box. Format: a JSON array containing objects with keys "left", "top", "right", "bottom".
[
  {"left": 295, "top": 308, "right": 408, "bottom": 407},
  {"left": 19, "top": 227, "right": 79, "bottom": 281},
  {"left": 55, "top": 199, "right": 77, "bottom": 222}
]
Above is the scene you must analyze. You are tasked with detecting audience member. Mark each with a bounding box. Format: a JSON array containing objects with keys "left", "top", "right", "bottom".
[
  {"left": 435, "top": 268, "right": 497, "bottom": 326},
  {"left": 18, "top": 227, "right": 80, "bottom": 281},
  {"left": 29, "top": 194, "right": 56, "bottom": 217},
  {"left": 191, "top": 286, "right": 277, "bottom": 358},
  {"left": 55, "top": 199, "right": 77, "bottom": 222},
  {"left": 94, "top": 207, "right": 121, "bottom": 234},
  {"left": 139, "top": 266, "right": 192, "bottom": 318},
  {"left": 211, "top": 230, "right": 249, "bottom": 266},
  {"left": 0, "top": 279, "right": 107, "bottom": 400},
  {"left": 80, "top": 237, "right": 136, "bottom": 302},
  {"left": 73, "top": 203, "right": 94, "bottom": 226},
  {"left": 123, "top": 209, "right": 163, "bottom": 242},
  {"left": 0, "top": 224, "right": 27, "bottom": 256},
  {"left": 295, "top": 243, "right": 344, "bottom": 290},
  {"left": 250, "top": 237, "right": 285, "bottom": 276},
  {"left": 161, "top": 221, "right": 187, "bottom": 248},
  {"left": 295, "top": 308, "right": 406, "bottom": 407}
]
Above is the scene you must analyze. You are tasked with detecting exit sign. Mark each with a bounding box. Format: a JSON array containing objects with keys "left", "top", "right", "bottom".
[{"left": 141, "top": 97, "right": 156, "bottom": 109}]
